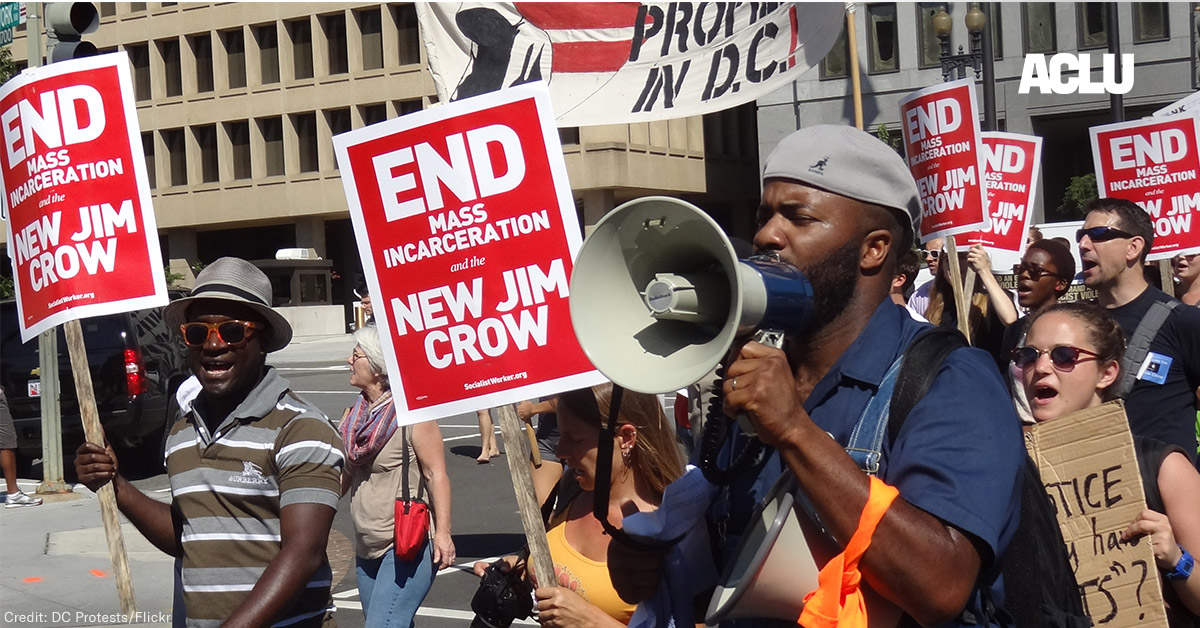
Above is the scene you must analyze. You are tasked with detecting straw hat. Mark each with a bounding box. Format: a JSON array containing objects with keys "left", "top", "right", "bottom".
[{"left": 164, "top": 257, "right": 292, "bottom": 352}]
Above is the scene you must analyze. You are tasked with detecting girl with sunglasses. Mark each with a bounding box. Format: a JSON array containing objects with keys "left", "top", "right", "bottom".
[{"left": 1019, "top": 302, "right": 1200, "bottom": 625}]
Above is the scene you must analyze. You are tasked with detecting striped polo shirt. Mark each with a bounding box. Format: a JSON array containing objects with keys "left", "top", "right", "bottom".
[{"left": 164, "top": 367, "right": 345, "bottom": 628}]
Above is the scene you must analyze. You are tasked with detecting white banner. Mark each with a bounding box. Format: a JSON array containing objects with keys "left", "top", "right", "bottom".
[{"left": 418, "top": 2, "right": 844, "bottom": 127}]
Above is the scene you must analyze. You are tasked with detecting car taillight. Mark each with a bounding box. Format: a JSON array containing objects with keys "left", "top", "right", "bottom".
[{"left": 124, "top": 348, "right": 148, "bottom": 396}]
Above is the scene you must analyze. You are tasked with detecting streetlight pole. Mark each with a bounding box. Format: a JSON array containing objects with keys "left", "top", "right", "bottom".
[
  {"left": 1107, "top": 3, "right": 1124, "bottom": 122},
  {"left": 980, "top": 3, "right": 997, "bottom": 131}
]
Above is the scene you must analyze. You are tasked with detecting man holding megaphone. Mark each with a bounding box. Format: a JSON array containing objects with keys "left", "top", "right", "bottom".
[{"left": 708, "top": 125, "right": 1024, "bottom": 628}]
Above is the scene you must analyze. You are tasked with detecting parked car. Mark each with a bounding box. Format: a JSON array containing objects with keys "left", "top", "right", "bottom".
[{"left": 0, "top": 296, "right": 190, "bottom": 472}]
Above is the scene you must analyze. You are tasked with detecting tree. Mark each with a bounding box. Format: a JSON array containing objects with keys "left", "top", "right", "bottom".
[
  {"left": 0, "top": 47, "right": 17, "bottom": 85},
  {"left": 1057, "top": 173, "right": 1098, "bottom": 219}
]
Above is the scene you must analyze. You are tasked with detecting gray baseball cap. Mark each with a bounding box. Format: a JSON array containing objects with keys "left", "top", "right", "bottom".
[{"left": 762, "top": 125, "right": 920, "bottom": 244}]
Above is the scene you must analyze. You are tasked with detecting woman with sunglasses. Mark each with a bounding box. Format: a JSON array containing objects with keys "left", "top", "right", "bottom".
[
  {"left": 340, "top": 326, "right": 455, "bottom": 628},
  {"left": 1000, "top": 239, "right": 1076, "bottom": 425},
  {"left": 1019, "top": 302, "right": 1200, "bottom": 624},
  {"left": 474, "top": 383, "right": 686, "bottom": 626}
]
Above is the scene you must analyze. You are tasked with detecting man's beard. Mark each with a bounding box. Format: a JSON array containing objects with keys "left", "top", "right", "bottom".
[{"left": 800, "top": 240, "right": 861, "bottom": 338}]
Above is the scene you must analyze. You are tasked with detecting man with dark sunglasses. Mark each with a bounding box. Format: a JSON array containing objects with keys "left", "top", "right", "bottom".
[
  {"left": 74, "top": 257, "right": 346, "bottom": 627},
  {"left": 1080, "top": 198, "right": 1200, "bottom": 464}
]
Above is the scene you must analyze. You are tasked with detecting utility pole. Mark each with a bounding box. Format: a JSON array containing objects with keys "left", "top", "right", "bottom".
[{"left": 26, "top": 2, "right": 69, "bottom": 495}]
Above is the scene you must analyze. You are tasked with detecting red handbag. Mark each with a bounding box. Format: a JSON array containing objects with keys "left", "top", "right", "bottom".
[{"left": 394, "top": 426, "right": 430, "bottom": 561}]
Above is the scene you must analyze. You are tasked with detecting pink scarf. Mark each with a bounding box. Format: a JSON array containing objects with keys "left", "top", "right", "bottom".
[{"left": 340, "top": 391, "right": 397, "bottom": 466}]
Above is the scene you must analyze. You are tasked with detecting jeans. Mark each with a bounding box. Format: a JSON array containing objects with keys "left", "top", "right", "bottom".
[{"left": 355, "top": 541, "right": 435, "bottom": 628}]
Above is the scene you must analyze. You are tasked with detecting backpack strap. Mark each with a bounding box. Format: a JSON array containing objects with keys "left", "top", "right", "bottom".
[
  {"left": 888, "top": 327, "right": 969, "bottom": 446},
  {"left": 1114, "top": 299, "right": 1180, "bottom": 398}
]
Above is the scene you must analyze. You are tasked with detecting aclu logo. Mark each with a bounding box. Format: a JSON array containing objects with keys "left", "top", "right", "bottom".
[{"left": 1019, "top": 53, "right": 1134, "bottom": 95}]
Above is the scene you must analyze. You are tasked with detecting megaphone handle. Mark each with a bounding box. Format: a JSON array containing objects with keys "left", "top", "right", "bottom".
[{"left": 734, "top": 329, "right": 786, "bottom": 438}]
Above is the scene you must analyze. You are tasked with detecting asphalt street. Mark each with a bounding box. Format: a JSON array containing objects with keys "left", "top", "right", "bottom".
[{"left": 0, "top": 333, "right": 539, "bottom": 628}]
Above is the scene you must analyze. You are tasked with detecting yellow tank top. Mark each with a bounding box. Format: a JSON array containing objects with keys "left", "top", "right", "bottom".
[{"left": 546, "top": 521, "right": 637, "bottom": 624}]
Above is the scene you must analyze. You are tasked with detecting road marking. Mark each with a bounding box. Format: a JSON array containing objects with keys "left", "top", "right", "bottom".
[{"left": 332, "top": 601, "right": 537, "bottom": 625}]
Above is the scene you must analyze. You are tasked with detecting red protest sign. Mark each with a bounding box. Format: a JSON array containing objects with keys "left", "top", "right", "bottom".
[
  {"left": 334, "top": 82, "right": 603, "bottom": 424},
  {"left": 1090, "top": 114, "right": 1200, "bottom": 260},
  {"left": 960, "top": 133, "right": 1043, "bottom": 268},
  {"left": 2, "top": 53, "right": 166, "bottom": 342},
  {"left": 898, "top": 78, "right": 990, "bottom": 242}
]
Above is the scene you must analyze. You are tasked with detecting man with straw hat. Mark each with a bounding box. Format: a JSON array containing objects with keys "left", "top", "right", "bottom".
[{"left": 75, "top": 257, "right": 345, "bottom": 627}]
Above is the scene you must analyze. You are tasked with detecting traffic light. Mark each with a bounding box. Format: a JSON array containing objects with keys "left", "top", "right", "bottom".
[{"left": 46, "top": 2, "right": 99, "bottom": 63}]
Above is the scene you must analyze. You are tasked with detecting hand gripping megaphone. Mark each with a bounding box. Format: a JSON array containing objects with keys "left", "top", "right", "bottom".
[{"left": 568, "top": 196, "right": 814, "bottom": 396}]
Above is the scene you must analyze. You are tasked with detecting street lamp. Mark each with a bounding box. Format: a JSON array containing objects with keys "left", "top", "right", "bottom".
[{"left": 933, "top": 4, "right": 986, "bottom": 82}]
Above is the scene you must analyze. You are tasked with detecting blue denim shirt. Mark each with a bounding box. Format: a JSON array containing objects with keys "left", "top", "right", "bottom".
[{"left": 710, "top": 300, "right": 1023, "bottom": 628}]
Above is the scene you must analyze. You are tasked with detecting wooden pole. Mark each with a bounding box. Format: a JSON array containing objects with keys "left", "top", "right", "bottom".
[
  {"left": 846, "top": 6, "right": 864, "bottom": 130},
  {"left": 64, "top": 319, "right": 137, "bottom": 616},
  {"left": 525, "top": 421, "right": 542, "bottom": 467},
  {"left": 494, "top": 404, "right": 555, "bottom": 585},
  {"left": 943, "top": 236, "right": 972, "bottom": 343},
  {"left": 1159, "top": 259, "right": 1175, "bottom": 298}
]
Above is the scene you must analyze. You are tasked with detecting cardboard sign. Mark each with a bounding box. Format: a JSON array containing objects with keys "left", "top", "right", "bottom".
[
  {"left": 898, "top": 78, "right": 991, "bottom": 242},
  {"left": 333, "top": 82, "right": 604, "bottom": 424},
  {"left": 1025, "top": 401, "right": 1168, "bottom": 628},
  {"left": 1090, "top": 115, "right": 1200, "bottom": 260},
  {"left": 1, "top": 52, "right": 166, "bottom": 342},
  {"left": 960, "top": 132, "right": 1043, "bottom": 272},
  {"left": 417, "top": 3, "right": 844, "bottom": 127}
]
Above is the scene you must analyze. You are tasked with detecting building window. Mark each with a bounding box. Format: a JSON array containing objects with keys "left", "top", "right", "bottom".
[
  {"left": 191, "top": 34, "right": 213, "bottom": 93},
  {"left": 163, "top": 128, "right": 186, "bottom": 187},
  {"left": 559, "top": 128, "right": 580, "bottom": 146},
  {"left": 327, "top": 109, "right": 351, "bottom": 169},
  {"left": 142, "top": 132, "right": 155, "bottom": 189},
  {"left": 1133, "top": 3, "right": 1169, "bottom": 42},
  {"left": 159, "top": 38, "right": 182, "bottom": 97},
  {"left": 99, "top": 3, "right": 115, "bottom": 17},
  {"left": 127, "top": 43, "right": 151, "bottom": 100},
  {"left": 397, "top": 99, "right": 422, "bottom": 116},
  {"left": 820, "top": 22, "right": 850, "bottom": 79},
  {"left": 917, "top": 3, "right": 948, "bottom": 69},
  {"left": 395, "top": 4, "right": 421, "bottom": 65},
  {"left": 223, "top": 29, "right": 245, "bottom": 89},
  {"left": 259, "top": 117, "right": 284, "bottom": 176},
  {"left": 294, "top": 113, "right": 318, "bottom": 173},
  {"left": 1077, "top": 3, "right": 1107, "bottom": 50},
  {"left": 255, "top": 24, "right": 279, "bottom": 84},
  {"left": 867, "top": 4, "right": 899, "bottom": 73},
  {"left": 362, "top": 103, "right": 387, "bottom": 126},
  {"left": 358, "top": 8, "right": 383, "bottom": 71},
  {"left": 130, "top": 2, "right": 146, "bottom": 11},
  {"left": 195, "top": 125, "right": 218, "bottom": 183},
  {"left": 228, "top": 121, "right": 251, "bottom": 180},
  {"left": 322, "top": 13, "right": 348, "bottom": 75},
  {"left": 1022, "top": 3, "right": 1057, "bottom": 54},
  {"left": 289, "top": 19, "right": 314, "bottom": 80}
]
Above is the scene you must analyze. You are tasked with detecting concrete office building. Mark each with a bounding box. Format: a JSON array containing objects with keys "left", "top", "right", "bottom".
[
  {"left": 2, "top": 2, "right": 760, "bottom": 333},
  {"left": 757, "top": 2, "right": 1200, "bottom": 225}
]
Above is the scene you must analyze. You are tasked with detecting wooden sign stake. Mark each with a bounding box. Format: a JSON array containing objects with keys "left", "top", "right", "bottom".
[
  {"left": 1159, "top": 259, "right": 1175, "bottom": 298},
  {"left": 64, "top": 319, "right": 137, "bottom": 616},
  {"left": 493, "top": 404, "right": 555, "bottom": 585},
  {"left": 943, "top": 236, "right": 972, "bottom": 343}
]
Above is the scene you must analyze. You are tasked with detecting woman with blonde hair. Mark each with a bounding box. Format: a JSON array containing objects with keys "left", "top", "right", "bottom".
[{"left": 475, "top": 383, "right": 685, "bottom": 626}]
